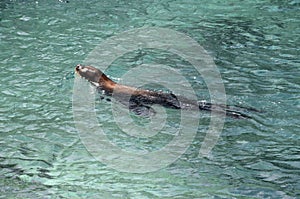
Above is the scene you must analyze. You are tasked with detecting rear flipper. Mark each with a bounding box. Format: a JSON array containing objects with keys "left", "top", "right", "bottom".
[{"left": 198, "top": 101, "right": 260, "bottom": 119}]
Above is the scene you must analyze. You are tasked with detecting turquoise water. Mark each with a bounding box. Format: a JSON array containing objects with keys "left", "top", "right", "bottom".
[{"left": 1, "top": 0, "right": 299, "bottom": 198}]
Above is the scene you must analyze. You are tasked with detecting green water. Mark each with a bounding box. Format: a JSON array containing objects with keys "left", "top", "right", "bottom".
[{"left": 1, "top": 0, "right": 299, "bottom": 198}]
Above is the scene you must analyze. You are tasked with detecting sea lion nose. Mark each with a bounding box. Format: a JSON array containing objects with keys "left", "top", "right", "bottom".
[{"left": 76, "top": 64, "right": 83, "bottom": 71}]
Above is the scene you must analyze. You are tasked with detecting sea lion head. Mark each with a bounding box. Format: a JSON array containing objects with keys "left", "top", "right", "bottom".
[
  {"left": 75, "top": 64, "right": 116, "bottom": 91},
  {"left": 75, "top": 64, "right": 103, "bottom": 84}
]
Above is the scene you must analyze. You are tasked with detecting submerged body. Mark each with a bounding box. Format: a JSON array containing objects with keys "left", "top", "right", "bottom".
[{"left": 75, "top": 64, "right": 257, "bottom": 119}]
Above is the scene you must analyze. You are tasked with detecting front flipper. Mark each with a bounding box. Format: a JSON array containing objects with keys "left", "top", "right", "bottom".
[{"left": 129, "top": 103, "right": 156, "bottom": 117}]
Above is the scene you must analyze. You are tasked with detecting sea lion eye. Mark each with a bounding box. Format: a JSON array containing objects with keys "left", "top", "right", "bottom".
[{"left": 81, "top": 67, "right": 89, "bottom": 73}]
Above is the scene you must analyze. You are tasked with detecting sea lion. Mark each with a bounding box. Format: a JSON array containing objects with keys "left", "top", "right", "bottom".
[{"left": 75, "top": 64, "right": 256, "bottom": 119}]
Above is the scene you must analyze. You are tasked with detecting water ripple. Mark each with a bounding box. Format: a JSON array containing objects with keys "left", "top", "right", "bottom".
[{"left": 0, "top": 0, "right": 299, "bottom": 198}]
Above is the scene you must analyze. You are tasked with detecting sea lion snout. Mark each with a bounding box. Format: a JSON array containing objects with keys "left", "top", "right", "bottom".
[
  {"left": 75, "top": 64, "right": 92, "bottom": 73},
  {"left": 75, "top": 64, "right": 83, "bottom": 72}
]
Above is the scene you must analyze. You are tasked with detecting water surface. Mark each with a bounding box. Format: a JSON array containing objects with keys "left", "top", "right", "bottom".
[{"left": 0, "top": 0, "right": 299, "bottom": 198}]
